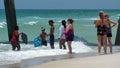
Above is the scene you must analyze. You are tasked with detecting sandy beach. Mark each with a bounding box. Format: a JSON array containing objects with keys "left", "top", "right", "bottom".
[
  {"left": 0, "top": 1, "right": 120, "bottom": 68},
  {"left": 31, "top": 53, "right": 120, "bottom": 68},
  {"left": 0, "top": 46, "right": 120, "bottom": 68},
  {"left": 0, "top": 51, "right": 97, "bottom": 68}
]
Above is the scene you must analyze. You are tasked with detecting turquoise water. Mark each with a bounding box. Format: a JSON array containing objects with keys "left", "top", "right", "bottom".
[
  {"left": 0, "top": 9, "right": 119, "bottom": 43},
  {"left": 0, "top": 9, "right": 119, "bottom": 64}
]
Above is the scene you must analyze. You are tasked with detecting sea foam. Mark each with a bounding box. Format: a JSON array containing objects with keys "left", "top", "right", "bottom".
[
  {"left": 0, "top": 21, "right": 6, "bottom": 28},
  {"left": 24, "top": 21, "right": 38, "bottom": 25},
  {"left": 0, "top": 41, "right": 92, "bottom": 64}
]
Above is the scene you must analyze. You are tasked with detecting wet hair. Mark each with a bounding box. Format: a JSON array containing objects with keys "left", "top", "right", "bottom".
[
  {"left": 61, "top": 20, "right": 66, "bottom": 28},
  {"left": 68, "top": 18, "right": 74, "bottom": 24},
  {"left": 14, "top": 26, "right": 19, "bottom": 30},
  {"left": 49, "top": 20, "right": 54, "bottom": 24}
]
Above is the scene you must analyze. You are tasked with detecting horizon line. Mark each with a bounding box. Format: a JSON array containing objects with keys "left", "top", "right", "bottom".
[{"left": 0, "top": 8, "right": 120, "bottom": 10}]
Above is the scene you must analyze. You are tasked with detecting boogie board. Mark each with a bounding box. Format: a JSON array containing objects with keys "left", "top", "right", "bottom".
[
  {"left": 21, "top": 32, "right": 28, "bottom": 44},
  {"left": 19, "top": 32, "right": 28, "bottom": 44},
  {"left": 34, "top": 36, "right": 42, "bottom": 47}
]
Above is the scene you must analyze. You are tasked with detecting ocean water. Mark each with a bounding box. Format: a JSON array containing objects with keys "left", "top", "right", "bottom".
[{"left": 0, "top": 9, "right": 119, "bottom": 64}]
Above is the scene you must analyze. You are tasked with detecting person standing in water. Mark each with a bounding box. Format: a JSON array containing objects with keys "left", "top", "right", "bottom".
[
  {"left": 40, "top": 27, "right": 48, "bottom": 46},
  {"left": 48, "top": 20, "right": 55, "bottom": 49},
  {"left": 95, "top": 11, "right": 107, "bottom": 55},
  {"left": 59, "top": 20, "right": 66, "bottom": 49},
  {"left": 65, "top": 19, "right": 74, "bottom": 54},
  {"left": 104, "top": 14, "right": 117, "bottom": 54},
  {"left": 11, "top": 26, "right": 20, "bottom": 51}
]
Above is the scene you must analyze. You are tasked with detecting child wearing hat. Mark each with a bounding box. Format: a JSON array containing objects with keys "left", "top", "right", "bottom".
[{"left": 40, "top": 27, "right": 48, "bottom": 46}]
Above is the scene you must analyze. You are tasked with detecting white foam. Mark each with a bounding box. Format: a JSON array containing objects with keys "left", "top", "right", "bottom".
[
  {"left": 24, "top": 21, "right": 38, "bottom": 25},
  {"left": 56, "top": 19, "right": 65, "bottom": 23},
  {"left": 33, "top": 16, "right": 42, "bottom": 19},
  {"left": 74, "top": 18, "right": 98, "bottom": 21},
  {"left": 117, "top": 14, "right": 120, "bottom": 17},
  {"left": 0, "top": 41, "right": 92, "bottom": 64},
  {"left": 0, "top": 21, "right": 6, "bottom": 28},
  {"left": 113, "top": 14, "right": 120, "bottom": 19}
]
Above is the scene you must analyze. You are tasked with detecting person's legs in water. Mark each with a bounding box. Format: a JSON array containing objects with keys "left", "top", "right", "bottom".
[
  {"left": 62, "top": 39, "right": 66, "bottom": 49},
  {"left": 50, "top": 35, "right": 54, "bottom": 49},
  {"left": 108, "top": 37, "right": 112, "bottom": 54},
  {"left": 67, "top": 41, "right": 72, "bottom": 54},
  {"left": 42, "top": 40, "right": 47, "bottom": 46},
  {"left": 16, "top": 43, "right": 20, "bottom": 51},
  {"left": 50, "top": 45, "right": 54, "bottom": 49},
  {"left": 59, "top": 39, "right": 66, "bottom": 49},
  {"left": 97, "top": 35, "right": 102, "bottom": 55},
  {"left": 66, "top": 35, "right": 74, "bottom": 54},
  {"left": 11, "top": 43, "right": 16, "bottom": 51},
  {"left": 103, "top": 35, "right": 107, "bottom": 54},
  {"left": 59, "top": 39, "right": 62, "bottom": 49}
]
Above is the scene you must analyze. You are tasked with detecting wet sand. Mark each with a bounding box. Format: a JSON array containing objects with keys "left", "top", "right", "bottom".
[
  {"left": 31, "top": 53, "right": 120, "bottom": 68},
  {"left": 0, "top": 46, "right": 120, "bottom": 68}
]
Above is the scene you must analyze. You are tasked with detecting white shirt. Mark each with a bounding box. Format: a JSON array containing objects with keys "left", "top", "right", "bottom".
[{"left": 59, "top": 25, "right": 66, "bottom": 39}]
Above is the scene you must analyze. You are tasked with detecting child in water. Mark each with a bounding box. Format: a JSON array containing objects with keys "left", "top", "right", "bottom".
[
  {"left": 11, "top": 26, "right": 20, "bottom": 51},
  {"left": 40, "top": 27, "right": 47, "bottom": 46}
]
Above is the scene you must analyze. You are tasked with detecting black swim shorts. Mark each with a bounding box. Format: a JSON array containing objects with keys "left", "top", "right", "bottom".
[
  {"left": 107, "top": 33, "right": 112, "bottom": 37},
  {"left": 66, "top": 34, "right": 74, "bottom": 41},
  {"left": 50, "top": 35, "right": 54, "bottom": 46},
  {"left": 42, "top": 40, "right": 47, "bottom": 46}
]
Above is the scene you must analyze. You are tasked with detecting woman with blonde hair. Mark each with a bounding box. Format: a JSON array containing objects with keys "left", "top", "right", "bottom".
[{"left": 95, "top": 11, "right": 107, "bottom": 55}]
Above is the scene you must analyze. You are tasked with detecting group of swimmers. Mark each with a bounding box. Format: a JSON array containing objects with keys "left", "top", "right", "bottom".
[
  {"left": 40, "top": 19, "right": 74, "bottom": 54},
  {"left": 10, "top": 18, "right": 74, "bottom": 54},
  {"left": 10, "top": 11, "right": 118, "bottom": 55},
  {"left": 95, "top": 11, "right": 117, "bottom": 55},
  {"left": 40, "top": 20, "right": 55, "bottom": 49}
]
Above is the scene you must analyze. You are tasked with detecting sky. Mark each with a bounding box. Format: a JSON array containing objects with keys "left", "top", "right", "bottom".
[{"left": 0, "top": 0, "right": 120, "bottom": 9}]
